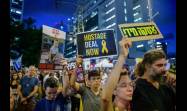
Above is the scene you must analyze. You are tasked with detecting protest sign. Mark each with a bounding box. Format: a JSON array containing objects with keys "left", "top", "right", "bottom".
[
  {"left": 119, "top": 22, "right": 163, "bottom": 41},
  {"left": 39, "top": 25, "right": 66, "bottom": 70},
  {"left": 77, "top": 29, "right": 117, "bottom": 58}
]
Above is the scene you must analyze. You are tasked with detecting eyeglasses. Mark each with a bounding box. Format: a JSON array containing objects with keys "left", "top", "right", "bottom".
[{"left": 118, "top": 81, "right": 136, "bottom": 88}]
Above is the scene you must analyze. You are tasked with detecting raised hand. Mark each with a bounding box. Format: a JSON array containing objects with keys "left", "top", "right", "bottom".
[{"left": 119, "top": 37, "right": 132, "bottom": 58}]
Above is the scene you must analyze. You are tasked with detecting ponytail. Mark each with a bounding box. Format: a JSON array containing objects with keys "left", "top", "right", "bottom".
[{"left": 134, "top": 61, "right": 145, "bottom": 77}]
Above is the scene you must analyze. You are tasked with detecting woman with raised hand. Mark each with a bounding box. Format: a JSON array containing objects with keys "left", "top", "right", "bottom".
[{"left": 102, "top": 37, "right": 134, "bottom": 111}]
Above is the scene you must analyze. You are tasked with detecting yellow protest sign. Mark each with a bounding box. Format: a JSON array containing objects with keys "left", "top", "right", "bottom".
[{"left": 119, "top": 22, "right": 163, "bottom": 41}]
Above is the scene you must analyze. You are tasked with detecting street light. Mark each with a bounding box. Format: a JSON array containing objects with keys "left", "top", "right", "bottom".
[{"left": 69, "top": 37, "right": 73, "bottom": 41}]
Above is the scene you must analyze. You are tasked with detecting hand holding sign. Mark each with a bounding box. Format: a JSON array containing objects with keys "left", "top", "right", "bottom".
[{"left": 119, "top": 37, "right": 132, "bottom": 58}]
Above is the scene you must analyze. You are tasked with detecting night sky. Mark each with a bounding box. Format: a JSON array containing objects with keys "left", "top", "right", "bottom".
[
  {"left": 23, "top": 0, "right": 176, "bottom": 34},
  {"left": 23, "top": 0, "right": 77, "bottom": 28},
  {"left": 23, "top": 0, "right": 176, "bottom": 54}
]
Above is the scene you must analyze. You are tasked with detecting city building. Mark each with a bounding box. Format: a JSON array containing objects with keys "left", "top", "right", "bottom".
[
  {"left": 73, "top": 0, "right": 154, "bottom": 66},
  {"left": 64, "top": 32, "right": 77, "bottom": 58},
  {"left": 10, "top": 0, "right": 24, "bottom": 22},
  {"left": 54, "top": 0, "right": 85, "bottom": 58}
]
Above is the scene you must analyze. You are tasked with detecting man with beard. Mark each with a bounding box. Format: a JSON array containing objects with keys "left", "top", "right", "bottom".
[{"left": 132, "top": 49, "right": 176, "bottom": 111}]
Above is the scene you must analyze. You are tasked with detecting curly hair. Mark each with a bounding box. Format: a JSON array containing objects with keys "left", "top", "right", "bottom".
[{"left": 135, "top": 49, "right": 166, "bottom": 77}]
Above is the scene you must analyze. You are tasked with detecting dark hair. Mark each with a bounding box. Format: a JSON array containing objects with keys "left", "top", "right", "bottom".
[
  {"left": 44, "top": 77, "right": 59, "bottom": 89},
  {"left": 118, "top": 71, "right": 129, "bottom": 83},
  {"left": 49, "top": 72, "right": 55, "bottom": 77},
  {"left": 88, "top": 70, "right": 100, "bottom": 80},
  {"left": 135, "top": 49, "right": 166, "bottom": 76},
  {"left": 11, "top": 73, "right": 18, "bottom": 81}
]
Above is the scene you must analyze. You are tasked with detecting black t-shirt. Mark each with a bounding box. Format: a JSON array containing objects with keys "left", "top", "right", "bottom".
[
  {"left": 132, "top": 78, "right": 176, "bottom": 111},
  {"left": 71, "top": 95, "right": 80, "bottom": 111}
]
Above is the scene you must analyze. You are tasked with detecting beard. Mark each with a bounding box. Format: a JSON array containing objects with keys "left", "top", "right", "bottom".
[
  {"left": 151, "top": 74, "right": 162, "bottom": 82},
  {"left": 150, "top": 69, "right": 166, "bottom": 82},
  {"left": 150, "top": 70, "right": 166, "bottom": 82}
]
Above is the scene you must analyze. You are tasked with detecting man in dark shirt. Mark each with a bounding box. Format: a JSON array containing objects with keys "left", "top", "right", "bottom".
[{"left": 132, "top": 49, "right": 176, "bottom": 111}]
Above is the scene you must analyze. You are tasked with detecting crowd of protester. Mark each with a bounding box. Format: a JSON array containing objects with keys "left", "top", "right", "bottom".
[{"left": 10, "top": 38, "right": 176, "bottom": 111}]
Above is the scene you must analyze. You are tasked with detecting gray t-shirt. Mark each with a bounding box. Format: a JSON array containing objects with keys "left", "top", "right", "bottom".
[{"left": 79, "top": 86, "right": 101, "bottom": 111}]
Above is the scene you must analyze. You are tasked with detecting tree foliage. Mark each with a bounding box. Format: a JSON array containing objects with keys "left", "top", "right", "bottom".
[{"left": 10, "top": 17, "right": 42, "bottom": 67}]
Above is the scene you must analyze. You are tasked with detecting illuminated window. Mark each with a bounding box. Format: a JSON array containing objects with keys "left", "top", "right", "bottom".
[
  {"left": 105, "top": 0, "right": 115, "bottom": 7},
  {"left": 133, "top": 12, "right": 139, "bottom": 16},
  {"left": 125, "top": 16, "right": 127, "bottom": 21},
  {"left": 91, "top": 11, "right": 98, "bottom": 18},
  {"left": 137, "top": 44, "right": 144, "bottom": 48},
  {"left": 67, "top": 47, "right": 72, "bottom": 50},
  {"left": 106, "top": 15, "right": 116, "bottom": 22},
  {"left": 124, "top": 1, "right": 127, "bottom": 7},
  {"left": 124, "top": 9, "right": 127, "bottom": 14},
  {"left": 105, "top": 7, "right": 115, "bottom": 15},
  {"left": 133, "top": 5, "right": 140, "bottom": 10},
  {"left": 11, "top": 9, "right": 15, "bottom": 12},
  {"left": 90, "top": 26, "right": 98, "bottom": 31},
  {"left": 134, "top": 17, "right": 142, "bottom": 22},
  {"left": 156, "top": 42, "right": 161, "bottom": 45},
  {"left": 16, "top": 10, "right": 22, "bottom": 14},
  {"left": 106, "top": 23, "right": 116, "bottom": 29}
]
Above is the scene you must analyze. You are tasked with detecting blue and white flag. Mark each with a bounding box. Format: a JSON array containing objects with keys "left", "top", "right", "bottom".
[{"left": 13, "top": 55, "right": 22, "bottom": 71}]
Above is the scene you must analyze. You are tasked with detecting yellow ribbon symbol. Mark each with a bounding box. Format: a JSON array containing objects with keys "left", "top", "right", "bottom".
[{"left": 102, "top": 40, "right": 108, "bottom": 54}]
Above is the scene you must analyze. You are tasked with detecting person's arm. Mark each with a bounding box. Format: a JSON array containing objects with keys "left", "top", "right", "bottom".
[
  {"left": 102, "top": 38, "right": 131, "bottom": 110},
  {"left": 70, "top": 68, "right": 80, "bottom": 91},
  {"left": 26, "top": 85, "right": 38, "bottom": 99},
  {"left": 17, "top": 83, "right": 27, "bottom": 103},
  {"left": 62, "top": 71, "right": 70, "bottom": 96},
  {"left": 70, "top": 56, "right": 83, "bottom": 91},
  {"left": 10, "top": 88, "right": 15, "bottom": 111},
  {"left": 17, "top": 85, "right": 23, "bottom": 98}
]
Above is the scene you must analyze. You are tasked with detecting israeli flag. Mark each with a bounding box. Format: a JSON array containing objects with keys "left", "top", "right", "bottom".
[{"left": 13, "top": 55, "right": 22, "bottom": 71}]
